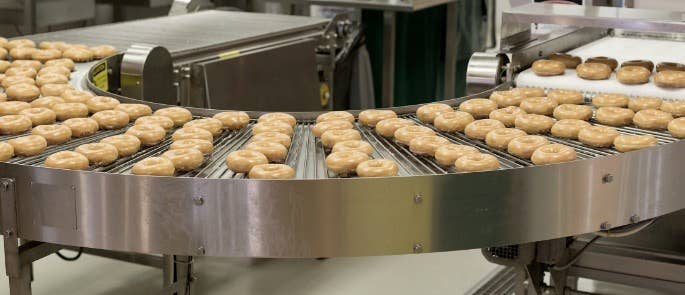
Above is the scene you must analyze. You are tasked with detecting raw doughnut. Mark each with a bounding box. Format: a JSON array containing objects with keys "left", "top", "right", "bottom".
[
  {"left": 325, "top": 151, "right": 370, "bottom": 175},
  {"left": 5, "top": 83, "right": 40, "bottom": 102},
  {"left": 31, "top": 124, "right": 71, "bottom": 145},
  {"left": 248, "top": 164, "right": 295, "bottom": 179},
  {"left": 135, "top": 115, "right": 174, "bottom": 131},
  {"left": 375, "top": 118, "right": 415, "bottom": 138},
  {"left": 184, "top": 118, "right": 223, "bottom": 137},
  {"left": 161, "top": 148, "right": 204, "bottom": 171},
  {"left": 244, "top": 141, "right": 288, "bottom": 163},
  {"left": 0, "top": 142, "right": 13, "bottom": 162},
  {"left": 154, "top": 107, "right": 193, "bottom": 127},
  {"left": 668, "top": 118, "right": 685, "bottom": 138},
  {"left": 10, "top": 60, "right": 41, "bottom": 71},
  {"left": 0, "top": 115, "right": 32, "bottom": 134},
  {"left": 61, "top": 90, "right": 94, "bottom": 103},
  {"left": 550, "top": 119, "right": 591, "bottom": 139},
  {"left": 5, "top": 66, "right": 36, "bottom": 78},
  {"left": 358, "top": 109, "right": 397, "bottom": 127},
  {"left": 332, "top": 140, "right": 374, "bottom": 156},
  {"left": 75, "top": 143, "right": 119, "bottom": 166},
  {"left": 632, "top": 109, "right": 673, "bottom": 130},
  {"left": 321, "top": 129, "right": 361, "bottom": 148},
  {"left": 86, "top": 96, "right": 120, "bottom": 113},
  {"left": 489, "top": 90, "right": 525, "bottom": 107},
  {"left": 507, "top": 135, "right": 549, "bottom": 159},
  {"left": 316, "top": 111, "right": 355, "bottom": 123},
  {"left": 225, "top": 150, "right": 269, "bottom": 173},
  {"left": 126, "top": 124, "right": 166, "bottom": 146},
  {"left": 31, "top": 49, "right": 61, "bottom": 63},
  {"left": 455, "top": 153, "right": 499, "bottom": 172},
  {"left": 258, "top": 112, "right": 296, "bottom": 127},
  {"left": 169, "top": 139, "right": 213, "bottom": 155},
  {"left": 101, "top": 134, "right": 141, "bottom": 157},
  {"left": 434, "top": 111, "right": 474, "bottom": 132},
  {"left": 553, "top": 104, "right": 593, "bottom": 121},
  {"left": 613, "top": 134, "right": 657, "bottom": 152},
  {"left": 62, "top": 48, "right": 93, "bottom": 62},
  {"left": 660, "top": 101, "right": 685, "bottom": 117},
  {"left": 532, "top": 59, "right": 565, "bottom": 76},
  {"left": 9, "top": 47, "right": 37, "bottom": 60},
  {"left": 409, "top": 135, "right": 450, "bottom": 156},
  {"left": 595, "top": 107, "right": 635, "bottom": 127},
  {"left": 92, "top": 110, "right": 130, "bottom": 129},
  {"left": 38, "top": 66, "right": 71, "bottom": 77},
  {"left": 19, "top": 107, "right": 56, "bottom": 125},
  {"left": 312, "top": 120, "right": 353, "bottom": 137},
  {"left": 586, "top": 57, "right": 618, "bottom": 71},
  {"left": 171, "top": 127, "right": 213, "bottom": 142},
  {"left": 90, "top": 45, "right": 117, "bottom": 59},
  {"left": 531, "top": 144, "right": 577, "bottom": 165},
  {"left": 434, "top": 144, "right": 479, "bottom": 166},
  {"left": 356, "top": 159, "right": 398, "bottom": 177},
  {"left": 576, "top": 63, "right": 612, "bottom": 80},
  {"left": 416, "top": 103, "right": 453, "bottom": 123},
  {"left": 520, "top": 97, "right": 558, "bottom": 115},
  {"left": 629, "top": 97, "right": 662, "bottom": 112},
  {"left": 512, "top": 87, "right": 546, "bottom": 98},
  {"left": 654, "top": 71, "right": 685, "bottom": 88},
  {"left": 131, "top": 157, "right": 175, "bottom": 176},
  {"left": 213, "top": 111, "right": 250, "bottom": 130},
  {"left": 485, "top": 128, "right": 527, "bottom": 150},
  {"left": 464, "top": 119, "right": 505, "bottom": 140},
  {"left": 2, "top": 76, "right": 34, "bottom": 88},
  {"left": 6, "top": 39, "right": 36, "bottom": 50},
  {"left": 393, "top": 126, "right": 436, "bottom": 146},
  {"left": 459, "top": 98, "right": 498, "bottom": 119},
  {"left": 40, "top": 84, "right": 73, "bottom": 96},
  {"left": 514, "top": 114, "right": 554, "bottom": 134},
  {"left": 114, "top": 104, "right": 152, "bottom": 120},
  {"left": 35, "top": 73, "right": 68, "bottom": 87},
  {"left": 616, "top": 66, "right": 650, "bottom": 85},
  {"left": 0, "top": 101, "right": 30, "bottom": 115},
  {"left": 621, "top": 60, "right": 654, "bottom": 72},
  {"left": 252, "top": 121, "right": 293, "bottom": 136},
  {"left": 657, "top": 62, "right": 685, "bottom": 72},
  {"left": 549, "top": 53, "right": 582, "bottom": 69},
  {"left": 578, "top": 126, "right": 619, "bottom": 147},
  {"left": 8, "top": 135, "right": 47, "bottom": 156},
  {"left": 489, "top": 106, "right": 526, "bottom": 127},
  {"left": 52, "top": 103, "right": 89, "bottom": 120},
  {"left": 45, "top": 58, "right": 75, "bottom": 71},
  {"left": 44, "top": 151, "right": 89, "bottom": 170},
  {"left": 592, "top": 93, "right": 629, "bottom": 108},
  {"left": 63, "top": 118, "right": 99, "bottom": 137},
  {"left": 250, "top": 132, "right": 291, "bottom": 148}
]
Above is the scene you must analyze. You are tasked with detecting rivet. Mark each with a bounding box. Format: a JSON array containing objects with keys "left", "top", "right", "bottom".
[
  {"left": 193, "top": 196, "right": 204, "bottom": 206},
  {"left": 630, "top": 215, "right": 640, "bottom": 223},
  {"left": 413, "top": 243, "right": 423, "bottom": 253},
  {"left": 602, "top": 174, "right": 613, "bottom": 184},
  {"left": 197, "top": 246, "right": 205, "bottom": 255},
  {"left": 413, "top": 194, "right": 423, "bottom": 204},
  {"left": 600, "top": 222, "right": 611, "bottom": 230}
]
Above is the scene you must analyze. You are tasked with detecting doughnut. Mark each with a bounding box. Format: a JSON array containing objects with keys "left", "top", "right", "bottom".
[
  {"left": 325, "top": 151, "right": 370, "bottom": 175},
  {"left": 434, "top": 144, "right": 479, "bottom": 166},
  {"left": 656, "top": 62, "right": 685, "bottom": 72},
  {"left": 52, "top": 103, "right": 89, "bottom": 120},
  {"left": 257, "top": 112, "right": 297, "bottom": 127},
  {"left": 0, "top": 48, "right": 6, "bottom": 59},
  {"left": 225, "top": 150, "right": 269, "bottom": 173},
  {"left": 621, "top": 60, "right": 654, "bottom": 72},
  {"left": 5, "top": 83, "right": 40, "bottom": 102},
  {"left": 171, "top": 127, "right": 213, "bottom": 142},
  {"left": 61, "top": 90, "right": 94, "bottom": 104},
  {"left": 248, "top": 164, "right": 295, "bottom": 179},
  {"left": 489, "top": 90, "right": 525, "bottom": 107},
  {"left": 90, "top": 45, "right": 117, "bottom": 59},
  {"left": 553, "top": 104, "right": 593, "bottom": 121},
  {"left": 86, "top": 96, "right": 120, "bottom": 113},
  {"left": 586, "top": 57, "right": 618, "bottom": 71},
  {"left": 550, "top": 119, "right": 591, "bottom": 139},
  {"left": 5, "top": 66, "right": 36, "bottom": 78},
  {"left": 92, "top": 110, "right": 130, "bottom": 130},
  {"left": 0, "top": 115, "right": 32, "bottom": 134},
  {"left": 244, "top": 141, "right": 288, "bottom": 163},
  {"left": 131, "top": 157, "right": 175, "bottom": 176},
  {"left": 613, "top": 134, "right": 658, "bottom": 152},
  {"left": 356, "top": 159, "right": 399, "bottom": 177},
  {"left": 592, "top": 93, "right": 629, "bottom": 108},
  {"left": 576, "top": 63, "right": 612, "bottom": 80},
  {"left": 514, "top": 114, "right": 554, "bottom": 134},
  {"left": 507, "top": 135, "right": 549, "bottom": 159},
  {"left": 9, "top": 47, "right": 37, "bottom": 60},
  {"left": 416, "top": 103, "right": 453, "bottom": 123},
  {"left": 252, "top": 121, "right": 294, "bottom": 136},
  {"left": 312, "top": 120, "right": 353, "bottom": 137},
  {"left": 62, "top": 48, "right": 93, "bottom": 62},
  {"left": 578, "top": 126, "right": 619, "bottom": 147},
  {"left": 8, "top": 135, "right": 47, "bottom": 157},
  {"left": 668, "top": 118, "right": 685, "bottom": 138},
  {"left": 19, "top": 107, "right": 56, "bottom": 126},
  {"left": 184, "top": 118, "right": 223, "bottom": 137},
  {"left": 114, "top": 103, "right": 152, "bottom": 121},
  {"left": 393, "top": 126, "right": 436, "bottom": 146},
  {"left": 250, "top": 132, "right": 291, "bottom": 148},
  {"left": 316, "top": 111, "right": 355, "bottom": 123},
  {"left": 31, "top": 124, "right": 71, "bottom": 145},
  {"left": 632, "top": 109, "right": 673, "bottom": 130},
  {"left": 40, "top": 84, "right": 73, "bottom": 96},
  {"left": 358, "top": 109, "right": 397, "bottom": 127},
  {"left": 660, "top": 101, "right": 685, "bottom": 117},
  {"left": 35, "top": 73, "right": 68, "bottom": 87},
  {"left": 0, "top": 60, "right": 9, "bottom": 72},
  {"left": 595, "top": 107, "right": 635, "bottom": 127},
  {"left": 31, "top": 49, "right": 61, "bottom": 63},
  {"left": 161, "top": 148, "right": 204, "bottom": 171},
  {"left": 375, "top": 118, "right": 415, "bottom": 138},
  {"left": 6, "top": 39, "right": 36, "bottom": 50},
  {"left": 464, "top": 119, "right": 505, "bottom": 140},
  {"left": 63, "top": 118, "right": 99, "bottom": 138},
  {"left": 135, "top": 115, "right": 174, "bottom": 131},
  {"left": 459, "top": 98, "right": 498, "bottom": 119},
  {"left": 0, "top": 93, "right": 5, "bottom": 102},
  {"left": 45, "top": 58, "right": 75, "bottom": 71},
  {"left": 321, "top": 129, "right": 361, "bottom": 148},
  {"left": 213, "top": 111, "right": 250, "bottom": 130},
  {"left": 519, "top": 97, "right": 558, "bottom": 115},
  {"left": 616, "top": 66, "right": 650, "bottom": 85},
  {"left": 331, "top": 140, "right": 374, "bottom": 156},
  {"left": 512, "top": 87, "right": 546, "bottom": 98},
  {"left": 75, "top": 143, "right": 119, "bottom": 166},
  {"left": 0, "top": 101, "right": 30, "bottom": 115},
  {"left": 532, "top": 59, "right": 565, "bottom": 76},
  {"left": 547, "top": 90, "right": 582, "bottom": 105},
  {"left": 44, "top": 151, "right": 89, "bottom": 170},
  {"left": 531, "top": 144, "right": 577, "bottom": 165},
  {"left": 10, "top": 60, "right": 41, "bottom": 71},
  {"left": 485, "top": 128, "right": 527, "bottom": 150},
  {"left": 654, "top": 71, "right": 685, "bottom": 88},
  {"left": 549, "top": 53, "right": 582, "bottom": 69},
  {"left": 434, "top": 111, "right": 475, "bottom": 132},
  {"left": 153, "top": 107, "right": 193, "bottom": 127},
  {"left": 125, "top": 124, "right": 166, "bottom": 146},
  {"left": 455, "top": 153, "right": 499, "bottom": 172},
  {"left": 62, "top": 44, "right": 89, "bottom": 51},
  {"left": 39, "top": 41, "right": 67, "bottom": 50},
  {"left": 488, "top": 106, "right": 526, "bottom": 127},
  {"left": 409, "top": 135, "right": 450, "bottom": 156},
  {"left": 169, "top": 139, "right": 213, "bottom": 155},
  {"left": 0, "top": 142, "right": 13, "bottom": 162},
  {"left": 38, "top": 65, "right": 71, "bottom": 77},
  {"left": 628, "top": 97, "right": 662, "bottom": 112},
  {"left": 100, "top": 134, "right": 141, "bottom": 157},
  {"left": 2, "top": 76, "right": 34, "bottom": 88}
]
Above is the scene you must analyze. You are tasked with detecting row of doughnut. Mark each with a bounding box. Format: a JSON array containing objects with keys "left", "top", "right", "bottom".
[{"left": 0, "top": 37, "right": 117, "bottom": 63}]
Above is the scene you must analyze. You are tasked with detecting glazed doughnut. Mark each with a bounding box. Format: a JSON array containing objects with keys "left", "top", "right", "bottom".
[
  {"left": 100, "top": 134, "right": 141, "bottom": 157},
  {"left": 654, "top": 71, "right": 685, "bottom": 88},
  {"left": 135, "top": 115, "right": 174, "bottom": 131},
  {"left": 114, "top": 103, "right": 152, "bottom": 121},
  {"left": 485, "top": 128, "right": 527, "bottom": 150},
  {"left": 455, "top": 153, "right": 499, "bottom": 172},
  {"left": 44, "top": 58, "right": 75, "bottom": 71},
  {"left": 621, "top": 60, "right": 654, "bottom": 72},
  {"left": 613, "top": 134, "right": 658, "bottom": 152},
  {"left": 169, "top": 139, "right": 213, "bottom": 155},
  {"left": 131, "top": 157, "right": 175, "bottom": 176},
  {"left": 8, "top": 135, "right": 47, "bottom": 157},
  {"left": 62, "top": 48, "right": 93, "bottom": 62},
  {"left": 316, "top": 111, "right": 355, "bottom": 123},
  {"left": 628, "top": 97, "right": 662, "bottom": 112},
  {"left": 75, "top": 143, "right": 119, "bottom": 166},
  {"left": 250, "top": 132, "right": 291, "bottom": 148},
  {"left": 5, "top": 66, "right": 36, "bottom": 78},
  {"left": 38, "top": 66, "right": 71, "bottom": 77},
  {"left": 464, "top": 119, "right": 505, "bottom": 140},
  {"left": 1, "top": 76, "right": 34, "bottom": 88},
  {"left": 393, "top": 126, "right": 436, "bottom": 146},
  {"left": 459, "top": 98, "right": 498, "bottom": 119},
  {"left": 660, "top": 101, "right": 685, "bottom": 117},
  {"left": 86, "top": 96, "right": 120, "bottom": 113},
  {"left": 489, "top": 90, "right": 525, "bottom": 107},
  {"left": 213, "top": 111, "right": 250, "bottom": 130},
  {"left": 0, "top": 115, "right": 32, "bottom": 134},
  {"left": 374, "top": 118, "right": 415, "bottom": 138},
  {"left": 576, "top": 63, "right": 612, "bottom": 80},
  {"left": 553, "top": 104, "right": 593, "bottom": 121},
  {"left": 184, "top": 118, "right": 223, "bottom": 137},
  {"left": 434, "top": 111, "right": 475, "bottom": 132},
  {"left": 668, "top": 118, "right": 685, "bottom": 138},
  {"left": 358, "top": 109, "right": 397, "bottom": 127},
  {"left": 40, "top": 84, "right": 73, "bottom": 96},
  {"left": 356, "top": 159, "right": 399, "bottom": 177},
  {"left": 10, "top": 60, "right": 41, "bottom": 71},
  {"left": 172, "top": 127, "right": 213, "bottom": 142},
  {"left": 488, "top": 106, "right": 526, "bottom": 127},
  {"left": 61, "top": 89, "right": 94, "bottom": 104},
  {"left": 35, "top": 73, "right": 68, "bottom": 87},
  {"left": 656, "top": 62, "right": 685, "bottom": 72},
  {"left": 9, "top": 47, "right": 37, "bottom": 60},
  {"left": 248, "top": 164, "right": 295, "bottom": 179},
  {"left": 0, "top": 101, "right": 30, "bottom": 115},
  {"left": 331, "top": 140, "right": 374, "bottom": 156},
  {"left": 616, "top": 66, "right": 650, "bottom": 85},
  {"left": 595, "top": 107, "right": 635, "bottom": 127},
  {"left": 153, "top": 107, "right": 193, "bottom": 127},
  {"left": 512, "top": 87, "right": 546, "bottom": 98},
  {"left": 161, "top": 148, "right": 204, "bottom": 171},
  {"left": 52, "top": 103, "right": 89, "bottom": 121},
  {"left": 92, "top": 110, "right": 130, "bottom": 130},
  {"left": 325, "top": 151, "right": 370, "bottom": 175},
  {"left": 586, "top": 57, "right": 618, "bottom": 71},
  {"left": 434, "top": 144, "right": 479, "bottom": 166},
  {"left": 5, "top": 83, "right": 40, "bottom": 102},
  {"left": 550, "top": 119, "right": 591, "bottom": 139},
  {"left": 592, "top": 93, "right": 629, "bottom": 108},
  {"left": 633, "top": 109, "right": 673, "bottom": 130},
  {"left": 0, "top": 60, "right": 9, "bottom": 73},
  {"left": 258, "top": 112, "right": 297, "bottom": 127},
  {"left": 31, "top": 49, "right": 61, "bottom": 63},
  {"left": 31, "top": 124, "right": 71, "bottom": 145},
  {"left": 225, "top": 150, "right": 269, "bottom": 173},
  {"left": 507, "top": 135, "right": 549, "bottom": 159},
  {"left": 408, "top": 135, "right": 450, "bottom": 156},
  {"left": 0, "top": 142, "right": 13, "bottom": 162},
  {"left": 89, "top": 45, "right": 117, "bottom": 59},
  {"left": 6, "top": 39, "right": 35, "bottom": 50},
  {"left": 519, "top": 97, "right": 558, "bottom": 115},
  {"left": 44, "top": 151, "right": 89, "bottom": 170},
  {"left": 321, "top": 129, "right": 361, "bottom": 148},
  {"left": 549, "top": 53, "right": 582, "bottom": 69},
  {"left": 125, "top": 124, "right": 166, "bottom": 146},
  {"left": 312, "top": 120, "right": 353, "bottom": 137},
  {"left": 531, "top": 144, "right": 577, "bottom": 165},
  {"left": 63, "top": 118, "right": 99, "bottom": 138},
  {"left": 532, "top": 59, "right": 565, "bottom": 76},
  {"left": 416, "top": 103, "right": 453, "bottom": 123},
  {"left": 578, "top": 126, "right": 619, "bottom": 147},
  {"left": 244, "top": 141, "right": 288, "bottom": 163},
  {"left": 19, "top": 107, "right": 56, "bottom": 126},
  {"left": 252, "top": 121, "right": 294, "bottom": 137},
  {"left": 514, "top": 114, "right": 554, "bottom": 134}
]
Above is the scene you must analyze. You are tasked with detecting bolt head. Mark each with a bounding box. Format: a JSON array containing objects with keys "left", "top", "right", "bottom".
[
  {"left": 630, "top": 215, "right": 640, "bottom": 223},
  {"left": 413, "top": 243, "right": 424, "bottom": 253},
  {"left": 602, "top": 174, "right": 613, "bottom": 184},
  {"left": 413, "top": 194, "right": 423, "bottom": 204},
  {"left": 197, "top": 246, "right": 206, "bottom": 255},
  {"left": 193, "top": 196, "right": 204, "bottom": 206},
  {"left": 600, "top": 222, "right": 611, "bottom": 230}
]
